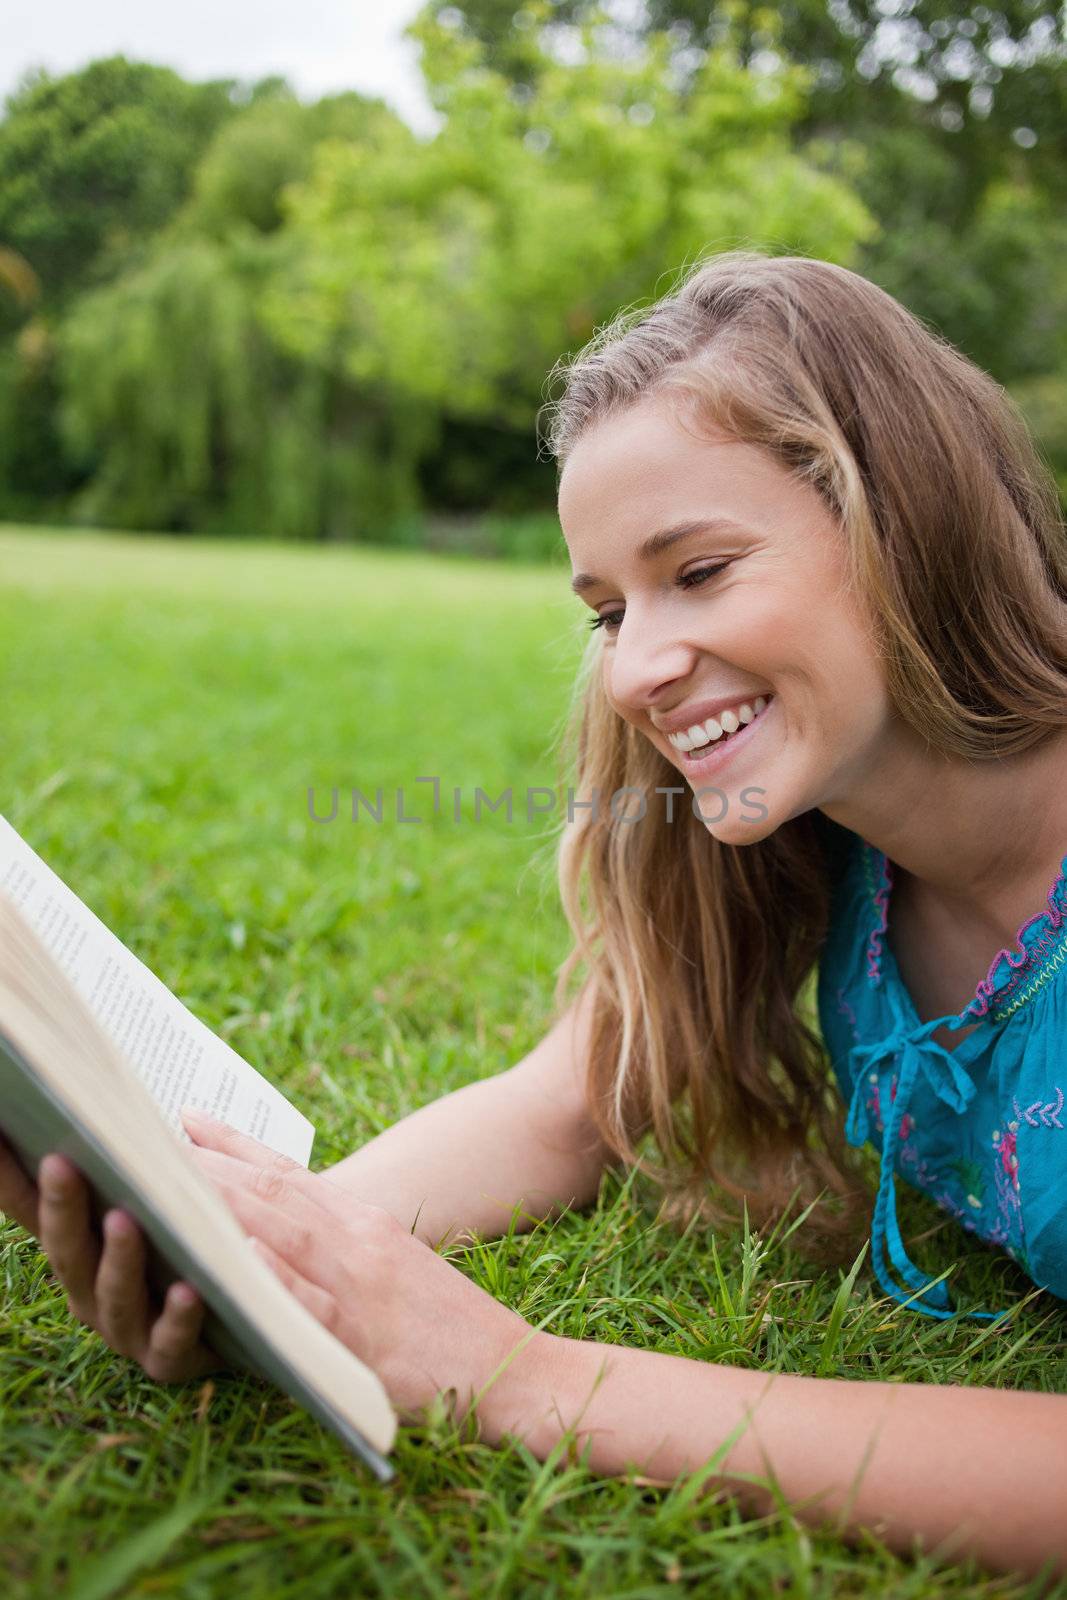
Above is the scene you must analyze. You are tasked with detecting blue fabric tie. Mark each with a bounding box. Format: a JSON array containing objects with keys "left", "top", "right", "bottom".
[{"left": 844, "top": 1008, "right": 1010, "bottom": 1322}]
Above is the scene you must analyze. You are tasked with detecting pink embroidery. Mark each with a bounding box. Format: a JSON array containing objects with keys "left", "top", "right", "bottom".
[
  {"left": 861, "top": 840, "right": 1067, "bottom": 1019},
  {"left": 858, "top": 1069, "right": 1027, "bottom": 1263},
  {"left": 970, "top": 855, "right": 1066, "bottom": 1018},
  {"left": 994, "top": 1123, "right": 1018, "bottom": 1179},
  {"left": 981, "top": 926, "right": 1064, "bottom": 1010},
  {"left": 864, "top": 850, "right": 892, "bottom": 983},
  {"left": 988, "top": 1120, "right": 1023, "bottom": 1253},
  {"left": 863, "top": 1071, "right": 925, "bottom": 1169},
  {"left": 1012, "top": 1087, "right": 1064, "bottom": 1129}
]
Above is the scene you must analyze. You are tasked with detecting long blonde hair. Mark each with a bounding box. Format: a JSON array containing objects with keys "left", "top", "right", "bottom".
[{"left": 537, "top": 248, "right": 1067, "bottom": 1264}]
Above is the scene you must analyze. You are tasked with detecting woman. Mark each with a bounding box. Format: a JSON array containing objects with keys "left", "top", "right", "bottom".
[{"left": 3, "top": 250, "right": 1066, "bottom": 1582}]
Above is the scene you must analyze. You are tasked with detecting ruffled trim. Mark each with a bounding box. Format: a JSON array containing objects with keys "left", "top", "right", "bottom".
[
  {"left": 969, "top": 851, "right": 1067, "bottom": 1020},
  {"left": 862, "top": 843, "right": 893, "bottom": 986},
  {"left": 861, "top": 841, "right": 1067, "bottom": 1021}
]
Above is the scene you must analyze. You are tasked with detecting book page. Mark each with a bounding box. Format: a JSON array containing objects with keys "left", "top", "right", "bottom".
[{"left": 0, "top": 815, "right": 314, "bottom": 1165}]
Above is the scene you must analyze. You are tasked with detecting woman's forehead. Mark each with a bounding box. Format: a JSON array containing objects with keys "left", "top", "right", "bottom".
[{"left": 559, "top": 408, "right": 800, "bottom": 553}]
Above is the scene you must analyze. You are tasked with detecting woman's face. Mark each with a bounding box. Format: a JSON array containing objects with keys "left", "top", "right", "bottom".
[{"left": 557, "top": 392, "right": 895, "bottom": 842}]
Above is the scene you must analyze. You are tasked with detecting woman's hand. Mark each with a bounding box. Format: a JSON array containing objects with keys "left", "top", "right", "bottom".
[
  {"left": 0, "top": 1131, "right": 224, "bottom": 1383},
  {"left": 180, "top": 1108, "right": 544, "bottom": 1428}
]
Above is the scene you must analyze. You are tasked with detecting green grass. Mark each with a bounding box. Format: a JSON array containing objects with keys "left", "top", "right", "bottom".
[{"left": 1, "top": 522, "right": 1065, "bottom": 1599}]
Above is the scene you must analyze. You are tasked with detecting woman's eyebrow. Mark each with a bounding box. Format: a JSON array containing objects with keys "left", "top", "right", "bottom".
[{"left": 570, "top": 517, "right": 748, "bottom": 594}]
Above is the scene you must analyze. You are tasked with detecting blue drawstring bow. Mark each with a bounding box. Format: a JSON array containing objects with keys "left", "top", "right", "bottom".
[{"left": 844, "top": 1009, "right": 1009, "bottom": 1322}]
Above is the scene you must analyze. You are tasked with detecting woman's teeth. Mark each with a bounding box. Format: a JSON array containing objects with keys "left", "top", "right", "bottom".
[{"left": 668, "top": 695, "right": 771, "bottom": 754}]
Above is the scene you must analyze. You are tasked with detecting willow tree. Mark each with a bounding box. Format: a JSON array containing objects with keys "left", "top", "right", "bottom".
[
  {"left": 52, "top": 6, "right": 876, "bottom": 539},
  {"left": 54, "top": 98, "right": 429, "bottom": 541}
]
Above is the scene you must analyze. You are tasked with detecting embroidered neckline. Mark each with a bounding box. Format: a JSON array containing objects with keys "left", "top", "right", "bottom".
[{"left": 860, "top": 839, "right": 1067, "bottom": 1023}]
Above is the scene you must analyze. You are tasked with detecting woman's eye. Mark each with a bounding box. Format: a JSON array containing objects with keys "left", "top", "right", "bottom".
[
  {"left": 586, "top": 562, "right": 728, "bottom": 634},
  {"left": 678, "top": 562, "right": 729, "bottom": 589}
]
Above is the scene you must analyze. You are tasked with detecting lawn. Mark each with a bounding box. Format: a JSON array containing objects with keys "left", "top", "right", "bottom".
[{"left": 1, "top": 523, "right": 1064, "bottom": 1600}]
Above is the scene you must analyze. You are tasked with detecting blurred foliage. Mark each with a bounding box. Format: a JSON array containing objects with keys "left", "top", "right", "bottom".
[
  {"left": 0, "top": 0, "right": 1065, "bottom": 537},
  {"left": 0, "top": 58, "right": 238, "bottom": 306},
  {"left": 263, "top": 10, "right": 871, "bottom": 418}
]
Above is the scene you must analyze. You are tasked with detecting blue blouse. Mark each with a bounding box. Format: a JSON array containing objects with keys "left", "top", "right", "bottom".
[{"left": 816, "top": 826, "right": 1067, "bottom": 1321}]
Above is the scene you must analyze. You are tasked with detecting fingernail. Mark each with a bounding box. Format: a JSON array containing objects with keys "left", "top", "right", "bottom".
[{"left": 181, "top": 1108, "right": 223, "bottom": 1131}]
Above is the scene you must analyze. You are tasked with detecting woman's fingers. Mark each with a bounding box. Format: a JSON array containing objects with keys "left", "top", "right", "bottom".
[
  {"left": 37, "top": 1153, "right": 101, "bottom": 1321},
  {"left": 87, "top": 1212, "right": 224, "bottom": 1382},
  {"left": 194, "top": 1148, "right": 321, "bottom": 1236},
  {"left": 187, "top": 1141, "right": 353, "bottom": 1225},
  {"left": 188, "top": 1146, "right": 341, "bottom": 1284},
  {"left": 180, "top": 1110, "right": 301, "bottom": 1176},
  {"left": 90, "top": 1207, "right": 223, "bottom": 1380},
  {"left": 249, "top": 1236, "right": 338, "bottom": 1331},
  {"left": 0, "top": 1133, "right": 40, "bottom": 1233},
  {"left": 143, "top": 1282, "right": 221, "bottom": 1383},
  {"left": 181, "top": 1113, "right": 358, "bottom": 1224},
  {"left": 94, "top": 1210, "right": 150, "bottom": 1356},
  {"left": 4, "top": 1148, "right": 223, "bottom": 1385}
]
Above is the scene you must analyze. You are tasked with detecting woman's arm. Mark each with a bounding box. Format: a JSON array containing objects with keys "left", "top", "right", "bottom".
[
  {"left": 0, "top": 985, "right": 615, "bottom": 1378},
  {"left": 322, "top": 982, "right": 616, "bottom": 1246},
  {"left": 175, "top": 1121, "right": 1067, "bottom": 1584},
  {"left": 480, "top": 1333, "right": 1067, "bottom": 1583}
]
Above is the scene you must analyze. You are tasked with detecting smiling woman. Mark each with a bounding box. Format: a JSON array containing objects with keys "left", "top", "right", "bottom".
[
  {"left": 540, "top": 250, "right": 1067, "bottom": 1282},
  {"left": 7, "top": 246, "right": 1067, "bottom": 1585},
  {"left": 513, "top": 246, "right": 1067, "bottom": 1577}
]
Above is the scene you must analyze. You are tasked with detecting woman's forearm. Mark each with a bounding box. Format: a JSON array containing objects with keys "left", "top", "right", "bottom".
[
  {"left": 319, "top": 1068, "right": 611, "bottom": 1249},
  {"left": 478, "top": 1333, "right": 1067, "bottom": 1583}
]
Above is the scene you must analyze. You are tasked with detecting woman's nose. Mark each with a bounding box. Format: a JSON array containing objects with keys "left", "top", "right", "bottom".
[{"left": 606, "top": 612, "right": 697, "bottom": 713}]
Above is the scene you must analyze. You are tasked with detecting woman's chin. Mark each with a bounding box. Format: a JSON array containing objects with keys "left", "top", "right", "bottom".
[
  {"left": 699, "top": 812, "right": 777, "bottom": 846},
  {"left": 685, "top": 781, "right": 777, "bottom": 840}
]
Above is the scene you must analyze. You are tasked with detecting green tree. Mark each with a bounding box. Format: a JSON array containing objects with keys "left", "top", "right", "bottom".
[
  {"left": 50, "top": 7, "right": 876, "bottom": 537},
  {"left": 0, "top": 56, "right": 246, "bottom": 514},
  {"left": 0, "top": 57, "right": 241, "bottom": 302},
  {"left": 265, "top": 5, "right": 875, "bottom": 427},
  {"left": 55, "top": 229, "right": 429, "bottom": 541},
  {"left": 52, "top": 90, "right": 437, "bottom": 540},
  {"left": 433, "top": 4, "right": 1067, "bottom": 391},
  {"left": 186, "top": 89, "right": 407, "bottom": 239},
  {"left": 438, "top": 0, "right": 1067, "bottom": 200}
]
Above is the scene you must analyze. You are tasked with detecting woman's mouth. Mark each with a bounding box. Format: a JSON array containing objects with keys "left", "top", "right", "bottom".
[{"left": 672, "top": 693, "right": 776, "bottom": 778}]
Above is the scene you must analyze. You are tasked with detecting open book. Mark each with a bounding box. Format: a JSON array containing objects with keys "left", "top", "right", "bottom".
[{"left": 0, "top": 814, "right": 397, "bottom": 1479}]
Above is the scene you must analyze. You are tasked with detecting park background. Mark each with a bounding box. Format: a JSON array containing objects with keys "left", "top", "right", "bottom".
[
  {"left": 3, "top": 4, "right": 1067, "bottom": 1598},
  {"left": 2, "top": 0, "right": 1066, "bottom": 547}
]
